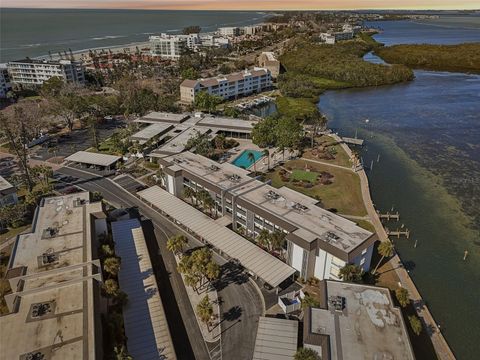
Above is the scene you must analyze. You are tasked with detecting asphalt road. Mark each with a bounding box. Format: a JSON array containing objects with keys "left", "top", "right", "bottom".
[{"left": 56, "top": 167, "right": 263, "bottom": 360}]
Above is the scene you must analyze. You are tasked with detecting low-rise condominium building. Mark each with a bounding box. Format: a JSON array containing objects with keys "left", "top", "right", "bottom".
[
  {"left": 0, "top": 192, "right": 107, "bottom": 359},
  {"left": 303, "top": 280, "right": 415, "bottom": 360},
  {"left": 156, "top": 151, "right": 377, "bottom": 281},
  {"left": 180, "top": 67, "right": 272, "bottom": 103},
  {"left": 7, "top": 58, "right": 85, "bottom": 86}
]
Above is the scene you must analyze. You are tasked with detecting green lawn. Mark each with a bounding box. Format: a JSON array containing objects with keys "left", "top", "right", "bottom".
[
  {"left": 291, "top": 169, "right": 319, "bottom": 183},
  {"left": 267, "top": 159, "right": 367, "bottom": 216},
  {"left": 276, "top": 97, "right": 319, "bottom": 121}
]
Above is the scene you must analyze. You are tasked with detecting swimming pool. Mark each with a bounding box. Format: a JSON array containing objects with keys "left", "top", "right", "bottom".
[{"left": 232, "top": 150, "right": 264, "bottom": 169}]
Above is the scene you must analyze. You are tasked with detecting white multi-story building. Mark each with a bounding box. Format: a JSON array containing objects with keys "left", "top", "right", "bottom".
[
  {"left": 7, "top": 59, "right": 85, "bottom": 86},
  {"left": 180, "top": 67, "right": 272, "bottom": 103},
  {"left": 156, "top": 152, "right": 377, "bottom": 282},
  {"left": 218, "top": 27, "right": 241, "bottom": 37},
  {"left": 320, "top": 31, "right": 355, "bottom": 44},
  {"left": 199, "top": 34, "right": 230, "bottom": 48},
  {"left": 0, "top": 64, "right": 12, "bottom": 98},
  {"left": 149, "top": 33, "right": 200, "bottom": 59},
  {"left": 243, "top": 25, "right": 262, "bottom": 36}
]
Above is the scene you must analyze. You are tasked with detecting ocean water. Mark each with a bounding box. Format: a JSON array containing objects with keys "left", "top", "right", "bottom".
[
  {"left": 319, "top": 16, "right": 480, "bottom": 359},
  {"left": 0, "top": 8, "right": 270, "bottom": 62}
]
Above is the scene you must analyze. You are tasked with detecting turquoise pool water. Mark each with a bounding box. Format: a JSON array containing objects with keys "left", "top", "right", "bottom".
[{"left": 232, "top": 150, "right": 264, "bottom": 169}]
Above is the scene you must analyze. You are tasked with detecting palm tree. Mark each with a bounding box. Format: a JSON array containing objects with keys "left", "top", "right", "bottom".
[
  {"left": 167, "top": 234, "right": 188, "bottom": 255},
  {"left": 183, "top": 186, "right": 195, "bottom": 204},
  {"left": 262, "top": 149, "right": 270, "bottom": 170},
  {"left": 257, "top": 229, "right": 270, "bottom": 249},
  {"left": 395, "top": 287, "right": 410, "bottom": 308},
  {"left": 339, "top": 264, "right": 363, "bottom": 283},
  {"left": 184, "top": 272, "right": 201, "bottom": 292},
  {"left": 101, "top": 244, "right": 114, "bottom": 258},
  {"left": 372, "top": 241, "right": 394, "bottom": 274},
  {"left": 197, "top": 295, "right": 214, "bottom": 331},
  {"left": 204, "top": 195, "right": 215, "bottom": 217},
  {"left": 205, "top": 261, "right": 220, "bottom": 284},
  {"left": 103, "top": 256, "right": 121, "bottom": 277},
  {"left": 247, "top": 151, "right": 257, "bottom": 173},
  {"left": 270, "top": 231, "right": 286, "bottom": 253},
  {"left": 103, "top": 278, "right": 119, "bottom": 306},
  {"left": 295, "top": 347, "right": 320, "bottom": 360}
]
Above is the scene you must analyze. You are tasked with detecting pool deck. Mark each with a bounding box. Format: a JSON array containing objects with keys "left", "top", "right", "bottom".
[{"left": 227, "top": 140, "right": 298, "bottom": 171}]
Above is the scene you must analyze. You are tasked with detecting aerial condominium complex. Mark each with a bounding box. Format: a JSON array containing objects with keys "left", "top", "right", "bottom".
[
  {"left": 157, "top": 152, "right": 376, "bottom": 281},
  {"left": 7, "top": 58, "right": 85, "bottom": 86},
  {"left": 0, "top": 193, "right": 107, "bottom": 359},
  {"left": 304, "top": 280, "right": 415, "bottom": 360},
  {"left": 180, "top": 67, "right": 272, "bottom": 103}
]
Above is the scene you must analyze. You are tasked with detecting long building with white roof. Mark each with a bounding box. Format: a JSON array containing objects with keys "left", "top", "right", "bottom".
[
  {"left": 156, "top": 151, "right": 376, "bottom": 281},
  {"left": 0, "top": 192, "right": 107, "bottom": 359}
]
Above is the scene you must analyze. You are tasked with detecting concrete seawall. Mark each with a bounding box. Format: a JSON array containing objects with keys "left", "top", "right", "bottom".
[{"left": 332, "top": 133, "right": 456, "bottom": 360}]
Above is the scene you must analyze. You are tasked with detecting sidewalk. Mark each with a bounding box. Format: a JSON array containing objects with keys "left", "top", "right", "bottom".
[{"left": 331, "top": 133, "right": 456, "bottom": 360}]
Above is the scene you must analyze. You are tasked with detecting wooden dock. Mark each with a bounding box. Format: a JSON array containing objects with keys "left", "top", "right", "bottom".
[
  {"left": 342, "top": 137, "right": 364, "bottom": 146},
  {"left": 378, "top": 211, "right": 400, "bottom": 221},
  {"left": 386, "top": 228, "right": 410, "bottom": 239}
]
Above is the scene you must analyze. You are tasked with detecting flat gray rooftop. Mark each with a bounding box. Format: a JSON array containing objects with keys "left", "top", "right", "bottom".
[
  {"left": 138, "top": 186, "right": 296, "bottom": 287},
  {"left": 137, "top": 111, "right": 190, "bottom": 124},
  {"left": 196, "top": 116, "right": 257, "bottom": 131},
  {"left": 112, "top": 219, "right": 176, "bottom": 359},
  {"left": 242, "top": 185, "right": 373, "bottom": 252},
  {"left": 160, "top": 152, "right": 373, "bottom": 255},
  {"left": 0, "top": 192, "right": 102, "bottom": 360},
  {"left": 161, "top": 151, "right": 259, "bottom": 192},
  {"left": 253, "top": 317, "right": 298, "bottom": 360},
  {"left": 130, "top": 123, "right": 174, "bottom": 144},
  {"left": 307, "top": 281, "right": 415, "bottom": 360},
  {"left": 153, "top": 126, "right": 210, "bottom": 155},
  {"left": 65, "top": 151, "right": 121, "bottom": 167}
]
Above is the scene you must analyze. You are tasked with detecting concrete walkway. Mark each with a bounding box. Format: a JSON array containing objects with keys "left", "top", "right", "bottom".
[
  {"left": 302, "top": 157, "right": 354, "bottom": 172},
  {"left": 331, "top": 133, "right": 456, "bottom": 360}
]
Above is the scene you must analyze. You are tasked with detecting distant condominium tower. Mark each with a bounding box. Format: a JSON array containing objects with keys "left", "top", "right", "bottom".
[
  {"left": 7, "top": 58, "right": 85, "bottom": 86},
  {"left": 149, "top": 33, "right": 200, "bottom": 59},
  {"left": 180, "top": 67, "right": 272, "bottom": 103}
]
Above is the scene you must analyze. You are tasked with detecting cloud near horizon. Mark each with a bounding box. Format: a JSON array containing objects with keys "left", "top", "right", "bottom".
[{"left": 2, "top": 0, "right": 479, "bottom": 10}]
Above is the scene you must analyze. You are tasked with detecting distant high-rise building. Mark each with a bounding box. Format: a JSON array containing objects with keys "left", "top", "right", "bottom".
[
  {"left": 149, "top": 33, "right": 200, "bottom": 59},
  {"left": 7, "top": 58, "right": 85, "bottom": 86}
]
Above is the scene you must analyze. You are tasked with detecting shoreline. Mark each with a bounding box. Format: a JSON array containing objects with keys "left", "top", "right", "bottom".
[{"left": 330, "top": 132, "right": 456, "bottom": 360}]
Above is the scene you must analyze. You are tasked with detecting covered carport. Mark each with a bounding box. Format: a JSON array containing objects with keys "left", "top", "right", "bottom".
[
  {"left": 138, "top": 185, "right": 296, "bottom": 289},
  {"left": 64, "top": 151, "right": 121, "bottom": 171}
]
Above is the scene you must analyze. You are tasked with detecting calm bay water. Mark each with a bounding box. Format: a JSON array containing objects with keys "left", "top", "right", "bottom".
[
  {"left": 0, "top": 8, "right": 270, "bottom": 62},
  {"left": 320, "top": 17, "right": 480, "bottom": 359}
]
